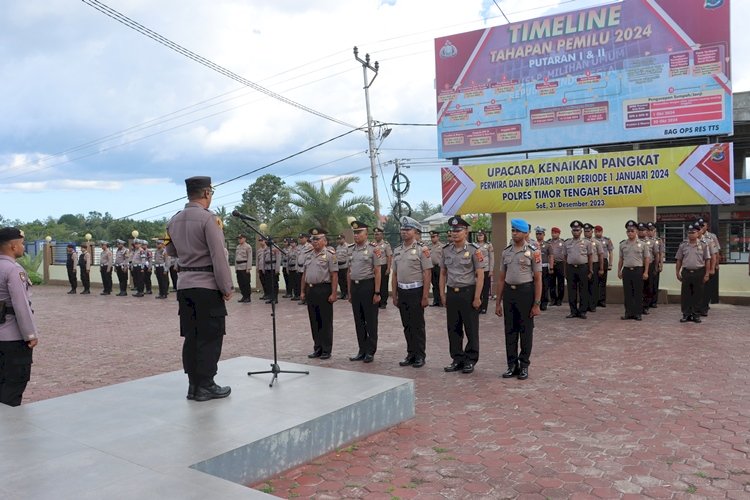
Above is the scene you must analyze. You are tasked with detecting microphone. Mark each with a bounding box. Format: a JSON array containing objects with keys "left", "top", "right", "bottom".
[{"left": 231, "top": 210, "right": 258, "bottom": 222}]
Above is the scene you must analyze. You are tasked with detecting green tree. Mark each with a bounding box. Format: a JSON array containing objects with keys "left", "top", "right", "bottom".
[
  {"left": 285, "top": 177, "right": 372, "bottom": 236},
  {"left": 226, "top": 174, "right": 293, "bottom": 240}
]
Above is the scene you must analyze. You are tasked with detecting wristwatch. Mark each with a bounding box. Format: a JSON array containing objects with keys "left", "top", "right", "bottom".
[{"left": 534, "top": 300, "right": 541, "bottom": 305}]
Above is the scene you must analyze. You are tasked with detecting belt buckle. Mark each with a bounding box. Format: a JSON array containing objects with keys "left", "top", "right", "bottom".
[
  {"left": 453, "top": 287, "right": 459, "bottom": 292},
  {"left": 510, "top": 285, "right": 517, "bottom": 290}
]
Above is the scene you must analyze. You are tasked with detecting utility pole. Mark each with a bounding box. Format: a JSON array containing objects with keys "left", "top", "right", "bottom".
[{"left": 354, "top": 46, "right": 381, "bottom": 227}]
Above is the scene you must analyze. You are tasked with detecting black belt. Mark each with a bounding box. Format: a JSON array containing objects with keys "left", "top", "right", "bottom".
[
  {"left": 4, "top": 306, "right": 15, "bottom": 315},
  {"left": 683, "top": 268, "right": 704, "bottom": 272},
  {"left": 179, "top": 266, "right": 214, "bottom": 272},
  {"left": 625, "top": 266, "right": 643, "bottom": 271},
  {"left": 308, "top": 282, "right": 331, "bottom": 287},
  {"left": 352, "top": 278, "right": 374, "bottom": 284},
  {"left": 449, "top": 285, "right": 475, "bottom": 293},
  {"left": 235, "top": 260, "right": 247, "bottom": 264},
  {"left": 505, "top": 282, "right": 532, "bottom": 290},
  {"left": 568, "top": 264, "right": 584, "bottom": 268}
]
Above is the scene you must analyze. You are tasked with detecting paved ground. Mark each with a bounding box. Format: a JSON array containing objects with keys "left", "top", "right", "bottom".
[{"left": 22, "top": 285, "right": 750, "bottom": 499}]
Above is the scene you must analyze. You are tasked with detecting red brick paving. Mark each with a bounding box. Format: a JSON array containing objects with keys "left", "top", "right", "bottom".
[{"left": 23, "top": 285, "right": 750, "bottom": 499}]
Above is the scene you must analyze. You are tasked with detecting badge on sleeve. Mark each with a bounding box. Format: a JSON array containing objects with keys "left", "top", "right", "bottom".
[
  {"left": 374, "top": 248, "right": 382, "bottom": 258},
  {"left": 533, "top": 249, "right": 542, "bottom": 264},
  {"left": 422, "top": 246, "right": 430, "bottom": 258},
  {"left": 475, "top": 249, "right": 483, "bottom": 261},
  {"left": 19, "top": 271, "right": 28, "bottom": 283}
]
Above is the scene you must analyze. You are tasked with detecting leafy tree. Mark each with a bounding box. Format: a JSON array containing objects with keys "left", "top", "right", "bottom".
[
  {"left": 285, "top": 177, "right": 372, "bottom": 236},
  {"left": 226, "top": 174, "right": 293, "bottom": 240}
]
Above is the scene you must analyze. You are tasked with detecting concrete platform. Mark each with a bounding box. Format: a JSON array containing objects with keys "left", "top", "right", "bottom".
[{"left": 0, "top": 357, "right": 415, "bottom": 500}]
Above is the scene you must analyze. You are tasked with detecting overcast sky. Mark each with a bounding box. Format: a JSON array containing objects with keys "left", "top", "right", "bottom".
[{"left": 1, "top": 0, "right": 748, "bottom": 224}]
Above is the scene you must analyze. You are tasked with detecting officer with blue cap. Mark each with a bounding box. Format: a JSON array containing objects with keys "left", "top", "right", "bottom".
[{"left": 496, "top": 219, "right": 542, "bottom": 380}]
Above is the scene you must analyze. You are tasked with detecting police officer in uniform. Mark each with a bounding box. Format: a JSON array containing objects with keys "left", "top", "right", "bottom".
[
  {"left": 637, "top": 222, "right": 656, "bottom": 313},
  {"left": 594, "top": 225, "right": 613, "bottom": 307},
  {"left": 392, "top": 216, "right": 432, "bottom": 368},
  {"left": 548, "top": 227, "right": 565, "bottom": 306},
  {"left": 99, "top": 241, "right": 113, "bottom": 295},
  {"left": 617, "top": 220, "right": 649, "bottom": 321},
  {"left": 281, "top": 239, "right": 292, "bottom": 298},
  {"left": 66, "top": 244, "right": 78, "bottom": 294},
  {"left": 168, "top": 254, "right": 179, "bottom": 291},
  {"left": 166, "top": 176, "right": 233, "bottom": 402},
  {"left": 428, "top": 230, "right": 443, "bottom": 306},
  {"left": 296, "top": 232, "right": 313, "bottom": 304},
  {"left": 697, "top": 218, "right": 720, "bottom": 316},
  {"left": 0, "top": 228, "right": 39, "bottom": 406},
  {"left": 534, "top": 227, "right": 550, "bottom": 310},
  {"left": 130, "top": 240, "right": 146, "bottom": 297},
  {"left": 300, "top": 228, "right": 338, "bottom": 359},
  {"left": 114, "top": 239, "right": 130, "bottom": 296},
  {"left": 347, "top": 221, "right": 381, "bottom": 363},
  {"left": 373, "top": 227, "right": 392, "bottom": 309},
  {"left": 153, "top": 239, "right": 170, "bottom": 299},
  {"left": 647, "top": 223, "right": 663, "bottom": 308},
  {"left": 235, "top": 234, "right": 253, "bottom": 303},
  {"left": 335, "top": 234, "right": 351, "bottom": 299},
  {"left": 675, "top": 222, "right": 710, "bottom": 323},
  {"left": 262, "top": 240, "right": 281, "bottom": 304},
  {"left": 474, "top": 230, "right": 493, "bottom": 314},
  {"left": 286, "top": 238, "right": 299, "bottom": 300},
  {"left": 563, "top": 220, "right": 593, "bottom": 318},
  {"left": 78, "top": 243, "right": 92, "bottom": 294},
  {"left": 140, "top": 240, "right": 154, "bottom": 295},
  {"left": 583, "top": 223, "right": 604, "bottom": 312},
  {"left": 496, "top": 219, "right": 542, "bottom": 380},
  {"left": 439, "top": 216, "right": 486, "bottom": 374}
]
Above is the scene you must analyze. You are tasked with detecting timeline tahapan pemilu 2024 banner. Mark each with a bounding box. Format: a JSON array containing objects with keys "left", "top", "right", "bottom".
[
  {"left": 441, "top": 143, "right": 734, "bottom": 215},
  {"left": 434, "top": 0, "right": 732, "bottom": 159}
]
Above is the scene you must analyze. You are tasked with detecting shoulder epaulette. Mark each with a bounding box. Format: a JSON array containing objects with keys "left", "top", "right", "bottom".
[
  {"left": 470, "top": 242, "right": 479, "bottom": 249},
  {"left": 504, "top": 243, "right": 512, "bottom": 250},
  {"left": 442, "top": 243, "right": 451, "bottom": 249},
  {"left": 348, "top": 243, "right": 355, "bottom": 248},
  {"left": 369, "top": 241, "right": 377, "bottom": 246},
  {"left": 326, "top": 247, "right": 336, "bottom": 254}
]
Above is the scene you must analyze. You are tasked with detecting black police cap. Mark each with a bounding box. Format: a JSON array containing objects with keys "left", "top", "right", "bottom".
[
  {"left": 184, "top": 176, "right": 212, "bottom": 191},
  {"left": 0, "top": 227, "right": 24, "bottom": 243}
]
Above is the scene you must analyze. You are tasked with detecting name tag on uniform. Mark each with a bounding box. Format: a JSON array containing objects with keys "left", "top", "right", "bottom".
[
  {"left": 411, "top": 249, "right": 416, "bottom": 255},
  {"left": 524, "top": 250, "right": 531, "bottom": 258},
  {"left": 464, "top": 251, "right": 469, "bottom": 257}
]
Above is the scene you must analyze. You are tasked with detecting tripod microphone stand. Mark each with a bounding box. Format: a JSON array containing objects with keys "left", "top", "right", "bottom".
[{"left": 233, "top": 214, "right": 309, "bottom": 387}]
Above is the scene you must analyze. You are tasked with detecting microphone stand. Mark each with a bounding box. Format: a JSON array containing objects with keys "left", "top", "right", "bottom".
[{"left": 234, "top": 217, "right": 309, "bottom": 387}]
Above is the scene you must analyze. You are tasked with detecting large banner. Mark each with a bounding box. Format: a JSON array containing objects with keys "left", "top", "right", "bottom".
[
  {"left": 441, "top": 143, "right": 734, "bottom": 214},
  {"left": 434, "top": 0, "right": 732, "bottom": 159}
]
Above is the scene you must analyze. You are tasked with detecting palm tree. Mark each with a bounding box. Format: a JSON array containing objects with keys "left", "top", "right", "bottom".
[{"left": 282, "top": 177, "right": 372, "bottom": 235}]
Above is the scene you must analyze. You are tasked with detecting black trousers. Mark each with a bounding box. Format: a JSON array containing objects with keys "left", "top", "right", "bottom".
[
  {"left": 236, "top": 269, "right": 252, "bottom": 299},
  {"left": 540, "top": 265, "right": 550, "bottom": 307},
  {"left": 652, "top": 266, "right": 661, "bottom": 306},
  {"left": 169, "top": 267, "right": 179, "bottom": 290},
  {"left": 66, "top": 266, "right": 77, "bottom": 291},
  {"left": 100, "top": 266, "right": 113, "bottom": 293},
  {"left": 178, "top": 288, "right": 226, "bottom": 387},
  {"left": 116, "top": 266, "right": 129, "bottom": 293},
  {"left": 79, "top": 266, "right": 90, "bottom": 292},
  {"left": 622, "top": 266, "right": 644, "bottom": 318},
  {"left": 431, "top": 265, "right": 442, "bottom": 305},
  {"left": 480, "top": 271, "right": 491, "bottom": 312},
  {"left": 144, "top": 269, "right": 153, "bottom": 293},
  {"left": 155, "top": 266, "right": 169, "bottom": 296},
  {"left": 566, "top": 263, "right": 589, "bottom": 315},
  {"left": 700, "top": 268, "right": 717, "bottom": 314},
  {"left": 397, "top": 286, "right": 426, "bottom": 360},
  {"left": 445, "top": 285, "right": 479, "bottom": 364},
  {"left": 290, "top": 270, "right": 300, "bottom": 298},
  {"left": 282, "top": 268, "right": 291, "bottom": 295},
  {"left": 350, "top": 278, "right": 378, "bottom": 356},
  {"left": 681, "top": 268, "right": 704, "bottom": 317},
  {"left": 337, "top": 267, "right": 349, "bottom": 297},
  {"left": 306, "top": 283, "right": 333, "bottom": 355},
  {"left": 0, "top": 340, "right": 33, "bottom": 407},
  {"left": 587, "top": 265, "right": 600, "bottom": 310},
  {"left": 132, "top": 267, "right": 145, "bottom": 293},
  {"left": 503, "top": 283, "right": 534, "bottom": 369},
  {"left": 598, "top": 259, "right": 609, "bottom": 305},
  {"left": 267, "top": 271, "right": 279, "bottom": 301},
  {"left": 379, "top": 266, "right": 389, "bottom": 307},
  {"left": 549, "top": 261, "right": 565, "bottom": 303},
  {"left": 643, "top": 262, "right": 656, "bottom": 307}
]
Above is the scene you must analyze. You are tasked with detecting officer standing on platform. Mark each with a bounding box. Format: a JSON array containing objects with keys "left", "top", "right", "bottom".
[
  {"left": 166, "top": 176, "right": 233, "bottom": 402},
  {"left": 583, "top": 223, "right": 605, "bottom": 312},
  {"left": 65, "top": 244, "right": 78, "bottom": 294},
  {"left": 99, "top": 241, "right": 113, "bottom": 295},
  {"left": 114, "top": 239, "right": 130, "bottom": 296},
  {"left": 548, "top": 227, "right": 565, "bottom": 306},
  {"left": 439, "top": 216, "right": 486, "bottom": 374},
  {"left": 153, "top": 240, "right": 170, "bottom": 299},
  {"left": 428, "top": 231, "right": 443, "bottom": 306},
  {"left": 0, "top": 227, "right": 39, "bottom": 406},
  {"left": 594, "top": 225, "right": 613, "bottom": 307},
  {"left": 300, "top": 228, "right": 338, "bottom": 360},
  {"left": 335, "top": 234, "right": 351, "bottom": 299},
  {"left": 534, "top": 227, "right": 550, "bottom": 310},
  {"left": 563, "top": 220, "right": 592, "bottom": 318},
  {"left": 475, "top": 230, "right": 493, "bottom": 314},
  {"left": 78, "top": 243, "right": 91, "bottom": 294},
  {"left": 235, "top": 234, "right": 253, "bottom": 303},
  {"left": 617, "top": 220, "right": 649, "bottom": 321},
  {"left": 392, "top": 216, "right": 432, "bottom": 368},
  {"left": 347, "top": 221, "right": 381, "bottom": 363},
  {"left": 496, "top": 219, "right": 542, "bottom": 380},
  {"left": 373, "top": 227, "right": 392, "bottom": 309},
  {"left": 675, "top": 222, "right": 710, "bottom": 323}
]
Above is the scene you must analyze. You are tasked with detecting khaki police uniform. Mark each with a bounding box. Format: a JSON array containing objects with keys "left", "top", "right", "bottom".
[
  {"left": 78, "top": 247, "right": 92, "bottom": 294},
  {"left": 130, "top": 243, "right": 147, "bottom": 296},
  {"left": 476, "top": 241, "right": 494, "bottom": 313},
  {"left": 392, "top": 240, "right": 432, "bottom": 364},
  {"left": 302, "top": 245, "right": 338, "bottom": 357},
  {"left": 586, "top": 235, "right": 605, "bottom": 311},
  {"left": 166, "top": 199, "right": 233, "bottom": 393},
  {"left": 66, "top": 247, "right": 78, "bottom": 293},
  {"left": 699, "top": 230, "right": 720, "bottom": 315},
  {"left": 0, "top": 252, "right": 39, "bottom": 406},
  {"left": 641, "top": 235, "right": 657, "bottom": 309},
  {"left": 618, "top": 236, "right": 649, "bottom": 320},
  {"left": 114, "top": 243, "right": 131, "bottom": 295},
  {"left": 286, "top": 243, "right": 299, "bottom": 299},
  {"left": 235, "top": 240, "right": 253, "bottom": 302},
  {"left": 498, "top": 241, "right": 542, "bottom": 373},
  {"left": 676, "top": 238, "right": 710, "bottom": 320},
  {"left": 548, "top": 236, "right": 566, "bottom": 305},
  {"left": 348, "top": 241, "right": 380, "bottom": 358},
  {"left": 336, "top": 242, "right": 351, "bottom": 299},
  {"left": 536, "top": 238, "right": 551, "bottom": 308},
  {"left": 262, "top": 246, "right": 281, "bottom": 303},
  {"left": 296, "top": 241, "right": 313, "bottom": 304},
  {"left": 563, "top": 235, "right": 592, "bottom": 317},
  {"left": 595, "top": 235, "right": 614, "bottom": 306},
  {"left": 429, "top": 237, "right": 443, "bottom": 306},
  {"left": 374, "top": 235, "right": 392, "bottom": 308},
  {"left": 99, "top": 245, "right": 113, "bottom": 295},
  {"left": 153, "top": 245, "right": 170, "bottom": 298}
]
